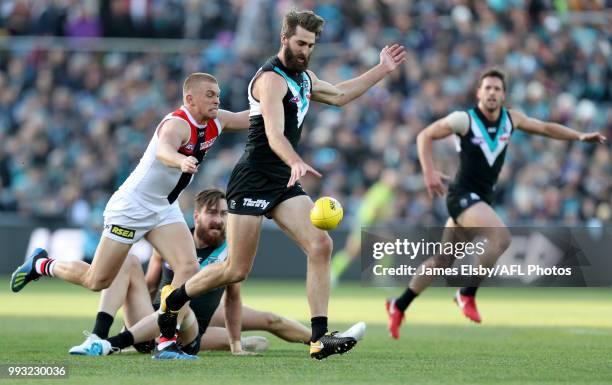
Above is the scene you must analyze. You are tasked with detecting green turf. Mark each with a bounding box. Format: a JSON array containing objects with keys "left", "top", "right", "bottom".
[{"left": 1, "top": 278, "right": 611, "bottom": 385}]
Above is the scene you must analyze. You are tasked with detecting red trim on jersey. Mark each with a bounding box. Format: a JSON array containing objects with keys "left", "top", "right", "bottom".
[{"left": 169, "top": 108, "right": 220, "bottom": 157}]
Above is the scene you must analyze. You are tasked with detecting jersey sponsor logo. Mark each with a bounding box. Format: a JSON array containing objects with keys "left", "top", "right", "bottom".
[
  {"left": 243, "top": 198, "right": 270, "bottom": 209},
  {"left": 200, "top": 137, "right": 217, "bottom": 151},
  {"left": 110, "top": 225, "right": 135, "bottom": 239},
  {"left": 290, "top": 95, "right": 300, "bottom": 104},
  {"left": 198, "top": 130, "right": 205, "bottom": 138},
  {"left": 184, "top": 143, "right": 195, "bottom": 152},
  {"left": 499, "top": 134, "right": 510, "bottom": 142},
  {"left": 471, "top": 137, "right": 485, "bottom": 145}
]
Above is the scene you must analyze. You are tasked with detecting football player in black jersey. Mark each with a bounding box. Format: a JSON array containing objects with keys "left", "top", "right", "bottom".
[
  {"left": 159, "top": 10, "right": 406, "bottom": 359},
  {"left": 386, "top": 68, "right": 606, "bottom": 339}
]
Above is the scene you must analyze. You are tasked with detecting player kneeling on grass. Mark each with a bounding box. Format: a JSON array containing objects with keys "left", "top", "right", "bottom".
[{"left": 69, "top": 189, "right": 365, "bottom": 359}]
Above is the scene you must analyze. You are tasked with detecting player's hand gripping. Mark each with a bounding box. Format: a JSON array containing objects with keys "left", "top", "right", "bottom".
[
  {"left": 579, "top": 132, "right": 607, "bottom": 144},
  {"left": 181, "top": 156, "right": 199, "bottom": 174},
  {"left": 424, "top": 170, "right": 451, "bottom": 198},
  {"left": 287, "top": 160, "right": 322, "bottom": 187},
  {"left": 379, "top": 43, "right": 407, "bottom": 73}
]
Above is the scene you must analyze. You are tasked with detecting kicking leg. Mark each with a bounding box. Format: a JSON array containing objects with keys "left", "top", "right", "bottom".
[{"left": 271, "top": 195, "right": 357, "bottom": 359}]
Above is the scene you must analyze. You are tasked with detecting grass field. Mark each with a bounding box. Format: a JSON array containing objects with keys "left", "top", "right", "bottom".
[{"left": 1, "top": 278, "right": 611, "bottom": 385}]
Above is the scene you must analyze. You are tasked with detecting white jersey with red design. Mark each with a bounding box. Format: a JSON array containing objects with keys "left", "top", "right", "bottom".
[{"left": 118, "top": 106, "right": 222, "bottom": 211}]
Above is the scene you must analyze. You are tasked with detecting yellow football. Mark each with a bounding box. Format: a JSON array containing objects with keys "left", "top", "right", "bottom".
[{"left": 310, "top": 197, "right": 344, "bottom": 230}]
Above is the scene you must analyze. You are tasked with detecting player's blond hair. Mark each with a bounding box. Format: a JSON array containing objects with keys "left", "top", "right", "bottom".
[{"left": 183, "top": 73, "right": 218, "bottom": 95}]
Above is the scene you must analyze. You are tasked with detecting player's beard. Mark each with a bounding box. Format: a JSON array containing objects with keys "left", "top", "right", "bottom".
[
  {"left": 196, "top": 223, "right": 226, "bottom": 248},
  {"left": 284, "top": 46, "right": 309, "bottom": 72}
]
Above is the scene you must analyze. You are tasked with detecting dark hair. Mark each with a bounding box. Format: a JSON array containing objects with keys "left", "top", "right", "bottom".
[
  {"left": 194, "top": 188, "right": 226, "bottom": 211},
  {"left": 281, "top": 10, "right": 325, "bottom": 39},
  {"left": 478, "top": 68, "right": 507, "bottom": 91}
]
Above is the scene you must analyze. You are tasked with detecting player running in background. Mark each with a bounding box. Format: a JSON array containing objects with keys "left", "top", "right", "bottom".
[
  {"left": 157, "top": 10, "right": 405, "bottom": 359},
  {"left": 70, "top": 188, "right": 365, "bottom": 358},
  {"left": 11, "top": 73, "right": 250, "bottom": 356},
  {"left": 386, "top": 68, "right": 607, "bottom": 339},
  {"left": 330, "top": 169, "right": 399, "bottom": 287}
]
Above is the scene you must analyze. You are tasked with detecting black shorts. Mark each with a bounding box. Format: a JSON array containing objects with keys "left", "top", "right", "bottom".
[
  {"left": 153, "top": 286, "right": 225, "bottom": 335},
  {"left": 446, "top": 187, "right": 493, "bottom": 223},
  {"left": 226, "top": 162, "right": 307, "bottom": 217}
]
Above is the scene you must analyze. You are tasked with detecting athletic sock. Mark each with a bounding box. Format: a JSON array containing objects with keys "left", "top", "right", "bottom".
[
  {"left": 460, "top": 286, "right": 479, "bottom": 297},
  {"left": 92, "top": 312, "right": 114, "bottom": 339},
  {"left": 106, "top": 330, "right": 134, "bottom": 350},
  {"left": 310, "top": 316, "right": 328, "bottom": 342},
  {"left": 34, "top": 258, "right": 56, "bottom": 277},
  {"left": 395, "top": 288, "right": 418, "bottom": 312},
  {"left": 166, "top": 284, "right": 191, "bottom": 312},
  {"left": 330, "top": 251, "right": 351, "bottom": 282}
]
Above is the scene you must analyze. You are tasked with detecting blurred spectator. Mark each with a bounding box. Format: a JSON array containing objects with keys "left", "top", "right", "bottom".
[{"left": 0, "top": 0, "right": 609, "bottom": 227}]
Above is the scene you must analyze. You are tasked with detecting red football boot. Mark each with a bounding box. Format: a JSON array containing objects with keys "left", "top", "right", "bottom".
[
  {"left": 385, "top": 298, "right": 405, "bottom": 339},
  {"left": 454, "top": 290, "right": 482, "bottom": 323}
]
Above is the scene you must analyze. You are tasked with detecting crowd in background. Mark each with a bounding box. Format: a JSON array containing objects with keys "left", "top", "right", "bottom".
[{"left": 0, "top": 0, "right": 610, "bottom": 240}]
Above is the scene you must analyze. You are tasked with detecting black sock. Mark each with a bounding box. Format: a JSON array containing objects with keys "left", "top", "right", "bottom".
[
  {"left": 166, "top": 284, "right": 191, "bottom": 312},
  {"left": 460, "top": 286, "right": 479, "bottom": 297},
  {"left": 310, "top": 316, "right": 328, "bottom": 342},
  {"left": 106, "top": 330, "right": 134, "bottom": 350},
  {"left": 92, "top": 312, "right": 114, "bottom": 339},
  {"left": 395, "top": 288, "right": 418, "bottom": 312}
]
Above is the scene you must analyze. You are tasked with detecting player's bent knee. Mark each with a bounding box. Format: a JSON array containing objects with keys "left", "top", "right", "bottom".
[
  {"left": 431, "top": 254, "right": 454, "bottom": 269},
  {"left": 173, "top": 259, "right": 200, "bottom": 281},
  {"left": 307, "top": 232, "right": 333, "bottom": 261},
  {"left": 264, "top": 312, "right": 283, "bottom": 330},
  {"left": 486, "top": 228, "right": 511, "bottom": 254},
  {"left": 86, "top": 276, "right": 113, "bottom": 292},
  {"left": 497, "top": 229, "right": 512, "bottom": 252}
]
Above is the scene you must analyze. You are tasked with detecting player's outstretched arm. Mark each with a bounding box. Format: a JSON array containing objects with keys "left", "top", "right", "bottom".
[
  {"left": 258, "top": 72, "right": 322, "bottom": 187},
  {"left": 224, "top": 283, "right": 256, "bottom": 355},
  {"left": 218, "top": 109, "right": 250, "bottom": 132},
  {"left": 510, "top": 109, "right": 607, "bottom": 143},
  {"left": 417, "top": 112, "right": 465, "bottom": 198},
  {"left": 308, "top": 43, "right": 407, "bottom": 107},
  {"left": 156, "top": 119, "right": 199, "bottom": 173}
]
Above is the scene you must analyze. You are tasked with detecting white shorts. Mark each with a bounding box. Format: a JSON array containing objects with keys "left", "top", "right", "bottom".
[{"left": 102, "top": 192, "right": 186, "bottom": 245}]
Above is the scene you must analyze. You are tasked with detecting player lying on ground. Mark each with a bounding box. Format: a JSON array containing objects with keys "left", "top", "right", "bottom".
[
  {"left": 386, "top": 68, "right": 607, "bottom": 339},
  {"left": 157, "top": 9, "right": 405, "bottom": 360},
  {"left": 70, "top": 189, "right": 365, "bottom": 359}
]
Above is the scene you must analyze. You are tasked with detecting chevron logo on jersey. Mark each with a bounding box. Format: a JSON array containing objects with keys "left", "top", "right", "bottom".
[
  {"left": 273, "top": 67, "right": 311, "bottom": 127},
  {"left": 467, "top": 107, "right": 513, "bottom": 166}
]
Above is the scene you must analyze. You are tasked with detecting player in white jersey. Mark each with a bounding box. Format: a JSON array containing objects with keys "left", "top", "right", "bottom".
[{"left": 10, "top": 74, "right": 250, "bottom": 338}]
